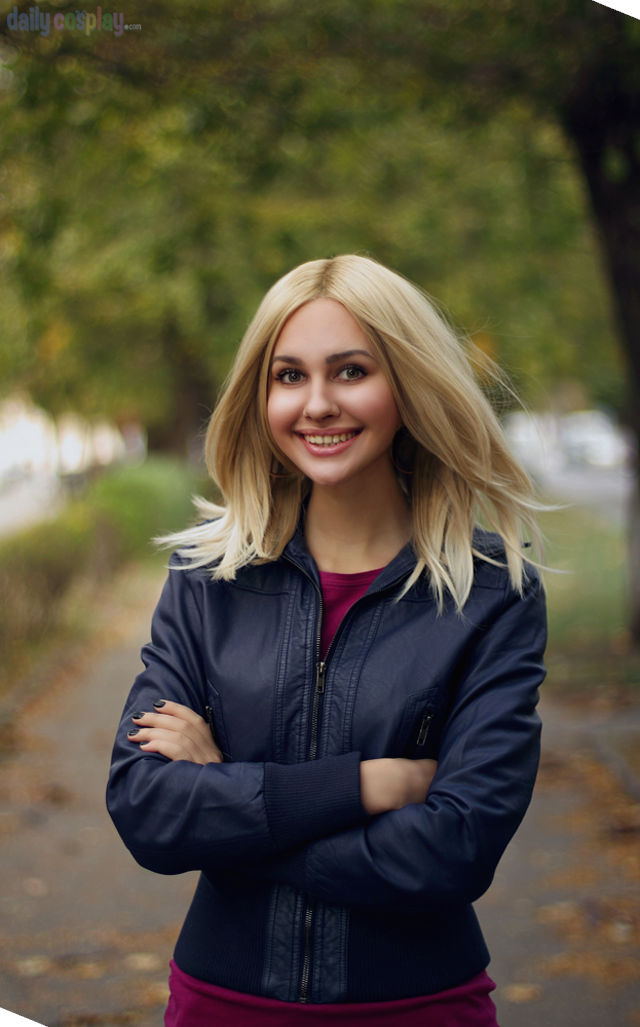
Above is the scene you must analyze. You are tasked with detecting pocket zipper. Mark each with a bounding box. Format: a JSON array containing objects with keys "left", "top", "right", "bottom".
[
  {"left": 204, "top": 705, "right": 219, "bottom": 745},
  {"left": 204, "top": 705, "right": 231, "bottom": 761},
  {"left": 415, "top": 709, "right": 435, "bottom": 748}
]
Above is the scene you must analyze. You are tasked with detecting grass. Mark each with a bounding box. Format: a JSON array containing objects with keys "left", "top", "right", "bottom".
[{"left": 541, "top": 503, "right": 639, "bottom": 703}]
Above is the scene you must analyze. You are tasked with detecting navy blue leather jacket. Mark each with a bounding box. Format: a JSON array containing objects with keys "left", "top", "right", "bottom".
[{"left": 107, "top": 527, "right": 546, "bottom": 1003}]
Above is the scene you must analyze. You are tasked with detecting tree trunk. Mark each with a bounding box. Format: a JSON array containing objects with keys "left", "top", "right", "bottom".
[
  {"left": 560, "top": 68, "right": 640, "bottom": 644},
  {"left": 146, "top": 318, "right": 215, "bottom": 463},
  {"left": 630, "top": 476, "right": 640, "bottom": 644}
]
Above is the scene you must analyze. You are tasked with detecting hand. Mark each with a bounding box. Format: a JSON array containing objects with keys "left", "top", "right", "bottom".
[
  {"left": 127, "top": 700, "right": 223, "bottom": 765},
  {"left": 360, "top": 758, "right": 438, "bottom": 816}
]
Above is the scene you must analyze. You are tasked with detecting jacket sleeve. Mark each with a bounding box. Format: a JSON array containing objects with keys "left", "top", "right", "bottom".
[
  {"left": 240, "top": 572, "right": 546, "bottom": 914},
  {"left": 106, "top": 554, "right": 369, "bottom": 875}
]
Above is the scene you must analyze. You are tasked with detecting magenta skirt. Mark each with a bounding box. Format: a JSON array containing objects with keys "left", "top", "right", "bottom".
[{"left": 165, "top": 960, "right": 499, "bottom": 1026}]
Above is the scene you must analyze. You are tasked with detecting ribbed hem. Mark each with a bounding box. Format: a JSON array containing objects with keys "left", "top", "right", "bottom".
[{"left": 264, "top": 752, "right": 368, "bottom": 850}]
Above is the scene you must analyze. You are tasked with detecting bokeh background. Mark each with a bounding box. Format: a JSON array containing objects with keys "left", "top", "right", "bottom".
[
  {"left": 0, "top": 2, "right": 639, "bottom": 1025},
  {"left": 2, "top": 0, "right": 639, "bottom": 703}
]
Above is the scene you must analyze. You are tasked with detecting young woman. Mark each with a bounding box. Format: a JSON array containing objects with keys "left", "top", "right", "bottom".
[{"left": 107, "top": 255, "right": 547, "bottom": 1026}]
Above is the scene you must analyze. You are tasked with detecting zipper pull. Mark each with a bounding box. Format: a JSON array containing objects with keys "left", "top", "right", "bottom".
[
  {"left": 416, "top": 710, "right": 434, "bottom": 747},
  {"left": 315, "top": 661, "right": 327, "bottom": 693},
  {"left": 204, "top": 706, "right": 219, "bottom": 745}
]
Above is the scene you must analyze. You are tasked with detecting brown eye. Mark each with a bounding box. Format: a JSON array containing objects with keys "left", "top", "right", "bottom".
[
  {"left": 277, "top": 369, "right": 304, "bottom": 384},
  {"left": 338, "top": 365, "right": 366, "bottom": 381}
]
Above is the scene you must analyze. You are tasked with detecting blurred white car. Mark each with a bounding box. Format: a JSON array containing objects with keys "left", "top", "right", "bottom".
[
  {"left": 558, "top": 410, "right": 631, "bottom": 468},
  {"left": 502, "top": 411, "right": 561, "bottom": 476},
  {"left": 503, "top": 408, "right": 632, "bottom": 474}
]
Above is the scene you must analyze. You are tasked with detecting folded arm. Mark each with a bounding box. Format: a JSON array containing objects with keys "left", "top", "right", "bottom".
[
  {"left": 107, "top": 556, "right": 373, "bottom": 874},
  {"left": 108, "top": 554, "right": 545, "bottom": 914},
  {"left": 238, "top": 574, "right": 547, "bottom": 914}
]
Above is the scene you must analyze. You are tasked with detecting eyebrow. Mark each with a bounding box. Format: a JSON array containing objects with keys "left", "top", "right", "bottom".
[{"left": 271, "top": 349, "right": 377, "bottom": 366}]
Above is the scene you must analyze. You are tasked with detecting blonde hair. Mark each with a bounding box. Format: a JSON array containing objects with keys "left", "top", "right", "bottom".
[{"left": 161, "top": 254, "right": 543, "bottom": 611}]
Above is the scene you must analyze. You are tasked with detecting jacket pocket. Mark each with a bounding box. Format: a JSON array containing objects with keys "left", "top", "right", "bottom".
[
  {"left": 205, "top": 682, "right": 233, "bottom": 762},
  {"left": 393, "top": 689, "right": 443, "bottom": 759}
]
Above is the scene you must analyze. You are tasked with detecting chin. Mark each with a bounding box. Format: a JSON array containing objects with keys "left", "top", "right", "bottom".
[{"left": 306, "top": 472, "right": 348, "bottom": 488}]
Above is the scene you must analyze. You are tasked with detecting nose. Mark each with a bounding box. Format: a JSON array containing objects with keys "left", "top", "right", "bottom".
[{"left": 303, "top": 379, "right": 340, "bottom": 421}]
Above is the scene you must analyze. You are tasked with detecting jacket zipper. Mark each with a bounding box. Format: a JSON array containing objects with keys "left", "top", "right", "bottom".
[
  {"left": 308, "top": 659, "right": 327, "bottom": 761},
  {"left": 299, "top": 586, "right": 327, "bottom": 1003},
  {"left": 299, "top": 897, "right": 315, "bottom": 1003},
  {"left": 283, "top": 554, "right": 410, "bottom": 1004}
]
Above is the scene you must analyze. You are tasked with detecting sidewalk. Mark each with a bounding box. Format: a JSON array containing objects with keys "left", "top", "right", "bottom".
[
  {"left": 479, "top": 695, "right": 640, "bottom": 1026},
  {"left": 0, "top": 564, "right": 639, "bottom": 1026}
]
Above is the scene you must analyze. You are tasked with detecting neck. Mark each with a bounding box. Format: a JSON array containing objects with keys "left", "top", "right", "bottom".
[{"left": 304, "top": 471, "right": 412, "bottom": 573}]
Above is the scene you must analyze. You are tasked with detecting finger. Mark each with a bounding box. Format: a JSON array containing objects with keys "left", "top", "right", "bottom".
[
  {"left": 129, "top": 726, "right": 197, "bottom": 759},
  {"left": 130, "top": 711, "right": 212, "bottom": 744},
  {"left": 140, "top": 737, "right": 222, "bottom": 765},
  {"left": 128, "top": 727, "right": 223, "bottom": 765},
  {"left": 130, "top": 711, "right": 190, "bottom": 733},
  {"left": 149, "top": 700, "right": 206, "bottom": 726},
  {"left": 131, "top": 707, "right": 223, "bottom": 760}
]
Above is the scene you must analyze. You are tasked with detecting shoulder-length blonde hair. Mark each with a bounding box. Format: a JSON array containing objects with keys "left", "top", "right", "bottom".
[{"left": 161, "top": 254, "right": 542, "bottom": 610}]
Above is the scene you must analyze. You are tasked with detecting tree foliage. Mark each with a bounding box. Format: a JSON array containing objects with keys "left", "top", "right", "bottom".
[{"left": 0, "top": 0, "right": 631, "bottom": 452}]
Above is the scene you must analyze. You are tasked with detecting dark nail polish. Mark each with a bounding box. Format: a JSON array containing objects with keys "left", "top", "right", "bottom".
[
  {"left": 153, "top": 700, "right": 166, "bottom": 708},
  {"left": 128, "top": 727, "right": 140, "bottom": 736},
  {"left": 132, "top": 711, "right": 145, "bottom": 720}
]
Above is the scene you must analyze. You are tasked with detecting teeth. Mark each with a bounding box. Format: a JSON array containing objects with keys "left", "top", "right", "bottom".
[{"left": 304, "top": 432, "right": 357, "bottom": 446}]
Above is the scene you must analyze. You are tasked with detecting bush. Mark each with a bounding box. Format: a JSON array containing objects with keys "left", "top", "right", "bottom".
[
  {"left": 0, "top": 457, "right": 204, "bottom": 686},
  {"left": 0, "top": 502, "right": 97, "bottom": 665},
  {"left": 86, "top": 457, "right": 202, "bottom": 564}
]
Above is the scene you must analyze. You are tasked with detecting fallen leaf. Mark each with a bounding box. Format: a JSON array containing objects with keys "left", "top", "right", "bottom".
[{"left": 502, "top": 982, "right": 543, "bottom": 1004}]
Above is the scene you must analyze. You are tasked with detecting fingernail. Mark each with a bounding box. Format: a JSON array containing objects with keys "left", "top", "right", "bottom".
[
  {"left": 128, "top": 727, "right": 140, "bottom": 736},
  {"left": 132, "top": 711, "right": 145, "bottom": 720},
  {"left": 153, "top": 700, "right": 166, "bottom": 708}
]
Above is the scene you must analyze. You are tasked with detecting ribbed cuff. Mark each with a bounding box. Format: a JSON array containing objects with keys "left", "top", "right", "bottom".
[{"left": 264, "top": 752, "right": 368, "bottom": 850}]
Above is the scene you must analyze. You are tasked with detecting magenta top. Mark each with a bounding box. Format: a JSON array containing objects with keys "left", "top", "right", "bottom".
[
  {"left": 166, "top": 960, "right": 498, "bottom": 1025},
  {"left": 318, "top": 566, "right": 383, "bottom": 657}
]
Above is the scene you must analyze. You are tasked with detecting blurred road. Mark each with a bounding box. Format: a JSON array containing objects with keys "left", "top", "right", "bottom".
[
  {"left": 0, "top": 566, "right": 639, "bottom": 1026},
  {"left": 479, "top": 707, "right": 640, "bottom": 1026}
]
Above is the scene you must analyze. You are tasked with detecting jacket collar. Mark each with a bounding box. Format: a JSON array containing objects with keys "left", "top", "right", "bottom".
[
  {"left": 282, "top": 522, "right": 418, "bottom": 595},
  {"left": 282, "top": 523, "right": 508, "bottom": 596}
]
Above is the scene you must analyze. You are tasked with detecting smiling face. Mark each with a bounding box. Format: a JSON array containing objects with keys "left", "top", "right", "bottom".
[{"left": 266, "top": 298, "right": 403, "bottom": 490}]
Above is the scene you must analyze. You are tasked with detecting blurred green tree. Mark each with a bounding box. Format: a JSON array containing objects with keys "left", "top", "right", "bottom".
[
  {"left": 1, "top": 0, "right": 637, "bottom": 634},
  {"left": 0, "top": 2, "right": 619, "bottom": 428}
]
